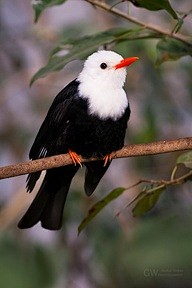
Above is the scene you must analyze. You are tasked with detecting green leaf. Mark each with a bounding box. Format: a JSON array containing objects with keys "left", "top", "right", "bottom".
[
  {"left": 32, "top": 0, "right": 67, "bottom": 22},
  {"left": 176, "top": 151, "right": 192, "bottom": 169},
  {"left": 172, "top": 18, "right": 184, "bottom": 34},
  {"left": 129, "top": 0, "right": 178, "bottom": 19},
  {"left": 78, "top": 187, "right": 126, "bottom": 235},
  {"left": 30, "top": 27, "right": 155, "bottom": 85},
  {"left": 156, "top": 38, "right": 192, "bottom": 65},
  {"left": 132, "top": 186, "right": 165, "bottom": 217},
  {"left": 127, "top": 190, "right": 146, "bottom": 207}
]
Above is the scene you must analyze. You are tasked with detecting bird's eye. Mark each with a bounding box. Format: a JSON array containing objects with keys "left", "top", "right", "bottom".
[{"left": 100, "top": 63, "right": 107, "bottom": 69}]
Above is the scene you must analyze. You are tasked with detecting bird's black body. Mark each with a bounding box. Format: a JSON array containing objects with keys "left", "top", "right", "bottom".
[{"left": 18, "top": 79, "right": 130, "bottom": 230}]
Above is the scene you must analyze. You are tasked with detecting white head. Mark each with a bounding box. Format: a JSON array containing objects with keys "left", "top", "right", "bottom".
[{"left": 77, "top": 50, "right": 138, "bottom": 120}]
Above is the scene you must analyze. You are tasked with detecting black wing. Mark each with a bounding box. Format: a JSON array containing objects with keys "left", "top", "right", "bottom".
[
  {"left": 29, "top": 79, "right": 79, "bottom": 159},
  {"left": 27, "top": 79, "right": 79, "bottom": 192}
]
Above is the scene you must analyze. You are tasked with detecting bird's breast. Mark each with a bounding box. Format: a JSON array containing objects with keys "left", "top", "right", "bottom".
[
  {"left": 63, "top": 102, "right": 130, "bottom": 158},
  {"left": 78, "top": 82, "right": 128, "bottom": 121}
]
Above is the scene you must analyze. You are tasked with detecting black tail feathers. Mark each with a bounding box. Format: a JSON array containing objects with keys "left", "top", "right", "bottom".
[
  {"left": 18, "top": 166, "right": 79, "bottom": 230},
  {"left": 18, "top": 160, "right": 111, "bottom": 230},
  {"left": 84, "top": 160, "right": 111, "bottom": 196}
]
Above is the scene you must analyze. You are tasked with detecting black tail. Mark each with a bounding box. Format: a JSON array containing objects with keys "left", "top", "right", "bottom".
[
  {"left": 18, "top": 165, "right": 79, "bottom": 230},
  {"left": 84, "top": 160, "right": 111, "bottom": 196}
]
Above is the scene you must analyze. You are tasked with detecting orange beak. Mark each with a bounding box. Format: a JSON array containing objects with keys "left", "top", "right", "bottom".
[{"left": 114, "top": 56, "right": 139, "bottom": 69}]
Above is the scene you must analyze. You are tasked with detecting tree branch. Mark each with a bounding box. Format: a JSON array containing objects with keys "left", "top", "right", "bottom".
[
  {"left": 0, "top": 137, "right": 192, "bottom": 181},
  {"left": 85, "top": 0, "right": 192, "bottom": 46}
]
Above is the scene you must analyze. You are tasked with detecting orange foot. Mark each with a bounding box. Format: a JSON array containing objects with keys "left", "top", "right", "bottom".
[
  {"left": 103, "top": 153, "right": 113, "bottom": 167},
  {"left": 68, "top": 149, "right": 82, "bottom": 167}
]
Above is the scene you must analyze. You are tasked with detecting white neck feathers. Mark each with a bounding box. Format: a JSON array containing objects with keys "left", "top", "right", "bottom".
[{"left": 77, "top": 79, "right": 128, "bottom": 120}]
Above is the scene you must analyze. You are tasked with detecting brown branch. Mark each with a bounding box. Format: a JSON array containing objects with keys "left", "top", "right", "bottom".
[
  {"left": 0, "top": 137, "right": 192, "bottom": 181},
  {"left": 85, "top": 0, "right": 192, "bottom": 46}
]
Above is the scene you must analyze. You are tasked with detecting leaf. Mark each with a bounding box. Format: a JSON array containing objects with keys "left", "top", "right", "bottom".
[
  {"left": 78, "top": 187, "right": 126, "bottom": 235},
  {"left": 172, "top": 18, "right": 184, "bottom": 34},
  {"left": 132, "top": 186, "right": 165, "bottom": 217},
  {"left": 176, "top": 151, "right": 192, "bottom": 169},
  {"left": 156, "top": 38, "right": 192, "bottom": 65},
  {"left": 30, "top": 27, "right": 155, "bottom": 85},
  {"left": 126, "top": 190, "right": 146, "bottom": 207},
  {"left": 32, "top": 0, "right": 67, "bottom": 22},
  {"left": 129, "top": 0, "right": 178, "bottom": 19}
]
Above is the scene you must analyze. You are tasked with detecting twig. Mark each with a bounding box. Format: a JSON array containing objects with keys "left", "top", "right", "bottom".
[
  {"left": 85, "top": 0, "right": 192, "bottom": 47},
  {"left": 0, "top": 137, "right": 192, "bottom": 180},
  {"left": 136, "top": 169, "right": 192, "bottom": 187},
  {"left": 116, "top": 168, "right": 192, "bottom": 217}
]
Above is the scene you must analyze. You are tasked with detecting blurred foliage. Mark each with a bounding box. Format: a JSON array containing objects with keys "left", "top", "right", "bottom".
[
  {"left": 128, "top": 0, "right": 178, "bottom": 19},
  {"left": 88, "top": 206, "right": 192, "bottom": 287},
  {"left": 79, "top": 151, "right": 192, "bottom": 231},
  {"left": 0, "top": 0, "right": 192, "bottom": 287},
  {"left": 2, "top": 204, "right": 192, "bottom": 287},
  {"left": 156, "top": 38, "right": 192, "bottom": 65},
  {"left": 32, "top": 0, "right": 67, "bottom": 22},
  {"left": 177, "top": 150, "right": 192, "bottom": 169},
  {"left": 0, "top": 234, "right": 57, "bottom": 288},
  {"left": 30, "top": 27, "right": 158, "bottom": 85},
  {"left": 31, "top": 0, "right": 192, "bottom": 84}
]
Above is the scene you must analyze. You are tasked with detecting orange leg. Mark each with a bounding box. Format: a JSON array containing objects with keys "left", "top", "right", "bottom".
[
  {"left": 68, "top": 149, "right": 82, "bottom": 167},
  {"left": 103, "top": 153, "right": 112, "bottom": 167}
]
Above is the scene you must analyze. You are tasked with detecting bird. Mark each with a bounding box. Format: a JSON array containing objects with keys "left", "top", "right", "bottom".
[{"left": 18, "top": 50, "right": 138, "bottom": 230}]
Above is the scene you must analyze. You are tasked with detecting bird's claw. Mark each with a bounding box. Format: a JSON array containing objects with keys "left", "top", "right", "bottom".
[
  {"left": 103, "top": 154, "right": 112, "bottom": 167},
  {"left": 68, "top": 149, "right": 82, "bottom": 168}
]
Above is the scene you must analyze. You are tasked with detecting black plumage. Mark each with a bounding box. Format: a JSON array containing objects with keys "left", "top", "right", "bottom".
[{"left": 18, "top": 79, "right": 130, "bottom": 230}]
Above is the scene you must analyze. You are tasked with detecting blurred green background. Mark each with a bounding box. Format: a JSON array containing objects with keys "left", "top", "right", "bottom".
[{"left": 0, "top": 0, "right": 192, "bottom": 287}]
